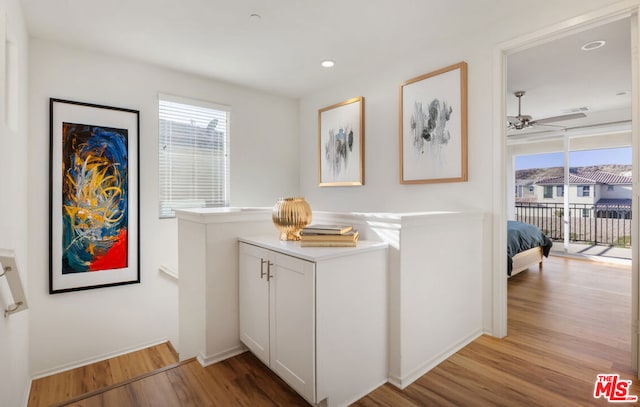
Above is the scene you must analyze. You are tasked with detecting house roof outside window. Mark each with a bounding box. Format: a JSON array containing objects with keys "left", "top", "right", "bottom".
[
  {"left": 595, "top": 198, "right": 632, "bottom": 210},
  {"left": 535, "top": 171, "right": 631, "bottom": 186}
]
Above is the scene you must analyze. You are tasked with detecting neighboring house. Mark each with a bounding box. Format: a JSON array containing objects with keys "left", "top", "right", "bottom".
[
  {"left": 530, "top": 171, "right": 632, "bottom": 218},
  {"left": 514, "top": 179, "right": 536, "bottom": 202}
]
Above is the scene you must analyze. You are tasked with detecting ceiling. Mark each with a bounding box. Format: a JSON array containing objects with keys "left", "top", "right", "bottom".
[
  {"left": 506, "top": 17, "right": 632, "bottom": 137},
  {"left": 18, "top": 1, "right": 631, "bottom": 130},
  {"left": 20, "top": 0, "right": 548, "bottom": 99}
]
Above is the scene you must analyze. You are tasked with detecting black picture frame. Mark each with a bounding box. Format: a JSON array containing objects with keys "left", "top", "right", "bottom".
[{"left": 49, "top": 98, "right": 140, "bottom": 294}]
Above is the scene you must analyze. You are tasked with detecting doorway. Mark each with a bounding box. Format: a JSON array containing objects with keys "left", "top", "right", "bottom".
[{"left": 493, "top": 7, "right": 639, "bottom": 372}]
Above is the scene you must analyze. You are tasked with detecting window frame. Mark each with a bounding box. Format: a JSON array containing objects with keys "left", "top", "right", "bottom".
[
  {"left": 577, "top": 185, "right": 590, "bottom": 197},
  {"left": 158, "top": 93, "right": 231, "bottom": 219}
]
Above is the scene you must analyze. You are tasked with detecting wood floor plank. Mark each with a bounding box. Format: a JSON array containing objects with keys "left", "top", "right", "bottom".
[
  {"left": 164, "top": 364, "right": 214, "bottom": 407},
  {"left": 125, "top": 372, "right": 183, "bottom": 407},
  {"left": 225, "top": 352, "right": 309, "bottom": 406}
]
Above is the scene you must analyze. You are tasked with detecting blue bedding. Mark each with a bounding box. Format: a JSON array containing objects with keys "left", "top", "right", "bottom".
[{"left": 507, "top": 221, "right": 553, "bottom": 276}]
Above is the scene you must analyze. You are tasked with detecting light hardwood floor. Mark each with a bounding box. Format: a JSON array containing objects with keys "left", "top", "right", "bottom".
[
  {"left": 29, "top": 255, "right": 639, "bottom": 406},
  {"left": 354, "top": 255, "right": 638, "bottom": 406},
  {"left": 28, "top": 342, "right": 179, "bottom": 407}
]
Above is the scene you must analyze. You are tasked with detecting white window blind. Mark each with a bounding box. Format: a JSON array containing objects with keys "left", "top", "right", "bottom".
[{"left": 159, "top": 95, "right": 230, "bottom": 218}]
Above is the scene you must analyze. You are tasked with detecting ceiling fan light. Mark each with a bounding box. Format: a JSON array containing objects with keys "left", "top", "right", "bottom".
[
  {"left": 321, "top": 59, "right": 335, "bottom": 68},
  {"left": 581, "top": 40, "right": 606, "bottom": 51}
]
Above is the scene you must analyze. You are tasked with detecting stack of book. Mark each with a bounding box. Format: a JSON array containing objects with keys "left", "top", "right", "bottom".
[{"left": 300, "top": 224, "right": 359, "bottom": 247}]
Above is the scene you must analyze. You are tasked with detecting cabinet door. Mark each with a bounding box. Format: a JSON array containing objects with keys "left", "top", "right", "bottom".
[
  {"left": 239, "top": 243, "right": 270, "bottom": 365},
  {"left": 269, "top": 252, "right": 316, "bottom": 403}
]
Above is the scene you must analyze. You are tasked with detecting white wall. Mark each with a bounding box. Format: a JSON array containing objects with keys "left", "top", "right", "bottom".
[
  {"left": 27, "top": 39, "right": 298, "bottom": 376},
  {"left": 602, "top": 184, "right": 633, "bottom": 199},
  {"left": 0, "top": 0, "right": 30, "bottom": 405},
  {"left": 298, "top": 0, "right": 622, "bottom": 332}
]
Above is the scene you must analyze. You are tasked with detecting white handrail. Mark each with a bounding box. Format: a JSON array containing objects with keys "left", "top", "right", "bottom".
[
  {"left": 0, "top": 249, "right": 28, "bottom": 317},
  {"left": 158, "top": 264, "right": 179, "bottom": 281}
]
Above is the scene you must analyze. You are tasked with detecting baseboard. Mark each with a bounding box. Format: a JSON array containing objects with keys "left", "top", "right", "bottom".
[
  {"left": 387, "top": 374, "right": 403, "bottom": 389},
  {"left": 22, "top": 377, "right": 32, "bottom": 407},
  {"left": 388, "top": 329, "right": 483, "bottom": 389},
  {"left": 31, "top": 338, "right": 171, "bottom": 380},
  {"left": 197, "top": 344, "right": 247, "bottom": 367}
]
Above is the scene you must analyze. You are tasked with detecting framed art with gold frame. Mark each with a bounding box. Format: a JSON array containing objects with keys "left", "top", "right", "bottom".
[
  {"left": 318, "top": 96, "right": 364, "bottom": 186},
  {"left": 399, "top": 62, "right": 467, "bottom": 184}
]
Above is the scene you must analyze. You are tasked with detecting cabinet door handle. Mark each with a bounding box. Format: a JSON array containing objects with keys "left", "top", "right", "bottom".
[
  {"left": 266, "top": 261, "right": 274, "bottom": 281},
  {"left": 260, "top": 259, "right": 268, "bottom": 279}
]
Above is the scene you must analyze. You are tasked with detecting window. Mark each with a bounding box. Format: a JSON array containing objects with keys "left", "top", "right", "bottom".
[
  {"left": 582, "top": 208, "right": 590, "bottom": 218},
  {"left": 528, "top": 185, "right": 534, "bottom": 193},
  {"left": 159, "top": 95, "right": 230, "bottom": 218},
  {"left": 607, "top": 185, "right": 614, "bottom": 191},
  {"left": 543, "top": 186, "right": 553, "bottom": 198},
  {"left": 556, "top": 185, "right": 564, "bottom": 197},
  {"left": 577, "top": 185, "right": 590, "bottom": 197}
]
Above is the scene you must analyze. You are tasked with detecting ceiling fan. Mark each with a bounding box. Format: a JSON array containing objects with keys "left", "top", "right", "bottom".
[{"left": 507, "top": 91, "right": 586, "bottom": 130}]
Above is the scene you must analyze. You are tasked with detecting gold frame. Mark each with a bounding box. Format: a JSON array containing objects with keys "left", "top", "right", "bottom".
[
  {"left": 318, "top": 96, "right": 365, "bottom": 186},
  {"left": 399, "top": 62, "right": 468, "bottom": 184}
]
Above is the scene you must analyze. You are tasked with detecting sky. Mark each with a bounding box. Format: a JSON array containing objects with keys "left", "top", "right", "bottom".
[{"left": 515, "top": 147, "right": 632, "bottom": 170}]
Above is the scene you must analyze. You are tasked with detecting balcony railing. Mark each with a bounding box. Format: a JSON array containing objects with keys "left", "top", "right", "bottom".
[{"left": 515, "top": 202, "right": 631, "bottom": 248}]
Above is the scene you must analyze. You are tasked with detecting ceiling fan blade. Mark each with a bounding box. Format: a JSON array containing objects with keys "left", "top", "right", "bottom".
[{"left": 531, "top": 112, "right": 586, "bottom": 125}]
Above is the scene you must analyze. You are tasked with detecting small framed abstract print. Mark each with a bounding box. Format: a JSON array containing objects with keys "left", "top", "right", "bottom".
[{"left": 318, "top": 96, "right": 364, "bottom": 186}]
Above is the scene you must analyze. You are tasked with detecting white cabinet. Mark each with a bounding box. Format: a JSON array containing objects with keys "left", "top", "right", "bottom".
[
  {"left": 239, "top": 236, "right": 388, "bottom": 407},
  {"left": 238, "top": 244, "right": 271, "bottom": 364},
  {"left": 239, "top": 242, "right": 316, "bottom": 402}
]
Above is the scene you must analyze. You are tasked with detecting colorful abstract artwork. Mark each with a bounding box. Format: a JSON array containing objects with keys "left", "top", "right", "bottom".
[
  {"left": 62, "top": 123, "right": 129, "bottom": 273},
  {"left": 318, "top": 96, "right": 364, "bottom": 186},
  {"left": 400, "top": 62, "right": 468, "bottom": 184},
  {"left": 50, "top": 99, "right": 139, "bottom": 293}
]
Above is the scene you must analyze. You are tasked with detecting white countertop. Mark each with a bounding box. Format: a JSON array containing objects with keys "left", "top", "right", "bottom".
[
  {"left": 239, "top": 235, "right": 388, "bottom": 262},
  {"left": 174, "top": 207, "right": 272, "bottom": 223}
]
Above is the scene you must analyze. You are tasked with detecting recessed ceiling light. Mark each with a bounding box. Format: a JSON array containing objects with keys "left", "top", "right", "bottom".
[
  {"left": 321, "top": 59, "right": 335, "bottom": 68},
  {"left": 249, "top": 13, "right": 261, "bottom": 22},
  {"left": 581, "top": 40, "right": 606, "bottom": 51}
]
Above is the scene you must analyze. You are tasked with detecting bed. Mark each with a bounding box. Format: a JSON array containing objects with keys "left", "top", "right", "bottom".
[{"left": 507, "top": 220, "right": 553, "bottom": 277}]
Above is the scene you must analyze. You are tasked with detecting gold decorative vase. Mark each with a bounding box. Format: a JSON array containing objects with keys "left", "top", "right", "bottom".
[{"left": 272, "top": 197, "right": 312, "bottom": 241}]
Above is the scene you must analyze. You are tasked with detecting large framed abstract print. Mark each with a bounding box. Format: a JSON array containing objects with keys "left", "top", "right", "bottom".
[
  {"left": 318, "top": 96, "right": 364, "bottom": 186},
  {"left": 49, "top": 99, "right": 140, "bottom": 294},
  {"left": 399, "top": 62, "right": 468, "bottom": 184}
]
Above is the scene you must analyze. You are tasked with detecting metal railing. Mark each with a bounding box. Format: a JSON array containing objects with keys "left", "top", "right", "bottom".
[{"left": 515, "top": 202, "right": 631, "bottom": 247}]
